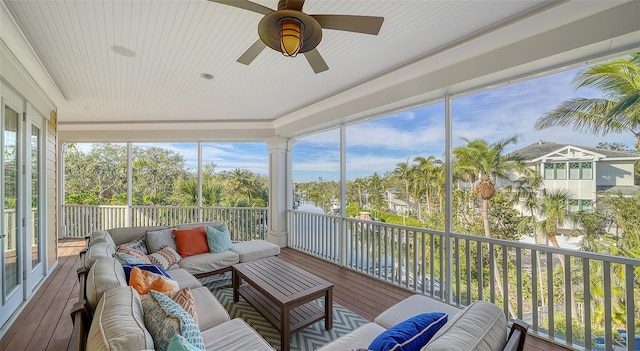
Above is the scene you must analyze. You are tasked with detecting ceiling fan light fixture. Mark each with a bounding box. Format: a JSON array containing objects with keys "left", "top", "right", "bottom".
[{"left": 279, "top": 18, "right": 303, "bottom": 57}]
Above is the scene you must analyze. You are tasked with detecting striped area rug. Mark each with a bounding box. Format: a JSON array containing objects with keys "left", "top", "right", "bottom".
[{"left": 201, "top": 272, "right": 369, "bottom": 351}]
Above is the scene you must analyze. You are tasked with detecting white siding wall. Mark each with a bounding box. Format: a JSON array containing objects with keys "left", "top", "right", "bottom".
[{"left": 596, "top": 161, "right": 636, "bottom": 187}]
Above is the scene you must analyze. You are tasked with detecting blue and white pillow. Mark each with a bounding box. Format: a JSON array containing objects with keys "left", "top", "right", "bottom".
[
  {"left": 368, "top": 312, "right": 448, "bottom": 351},
  {"left": 143, "top": 290, "right": 205, "bottom": 351},
  {"left": 205, "top": 224, "right": 233, "bottom": 253}
]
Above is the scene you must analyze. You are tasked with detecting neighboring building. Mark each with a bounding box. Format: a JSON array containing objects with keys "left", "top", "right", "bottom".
[
  {"left": 511, "top": 140, "right": 640, "bottom": 212},
  {"left": 385, "top": 189, "right": 412, "bottom": 215}
]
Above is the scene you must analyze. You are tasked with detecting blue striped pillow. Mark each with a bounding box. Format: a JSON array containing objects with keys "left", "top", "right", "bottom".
[{"left": 369, "top": 312, "right": 448, "bottom": 351}]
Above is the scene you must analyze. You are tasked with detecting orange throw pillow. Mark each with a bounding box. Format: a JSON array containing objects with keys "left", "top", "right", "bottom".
[
  {"left": 173, "top": 226, "right": 209, "bottom": 257},
  {"left": 129, "top": 266, "right": 179, "bottom": 295}
]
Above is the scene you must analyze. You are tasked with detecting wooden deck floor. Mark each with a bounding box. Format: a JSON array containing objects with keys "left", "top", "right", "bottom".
[{"left": 0, "top": 239, "right": 570, "bottom": 351}]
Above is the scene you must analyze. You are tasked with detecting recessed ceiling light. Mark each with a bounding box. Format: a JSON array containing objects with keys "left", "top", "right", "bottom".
[
  {"left": 200, "top": 73, "right": 214, "bottom": 80},
  {"left": 110, "top": 45, "right": 135, "bottom": 58}
]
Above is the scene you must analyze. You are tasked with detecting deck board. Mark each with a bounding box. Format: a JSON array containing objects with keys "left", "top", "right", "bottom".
[{"left": 0, "top": 239, "right": 570, "bottom": 351}]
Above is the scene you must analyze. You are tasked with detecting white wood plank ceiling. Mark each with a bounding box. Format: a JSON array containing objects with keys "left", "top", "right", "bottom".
[{"left": 3, "top": 0, "right": 639, "bottom": 140}]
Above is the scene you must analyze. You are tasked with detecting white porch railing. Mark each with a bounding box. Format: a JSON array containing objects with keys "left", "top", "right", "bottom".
[
  {"left": 288, "top": 210, "right": 640, "bottom": 351},
  {"left": 62, "top": 205, "right": 268, "bottom": 242},
  {"left": 3, "top": 208, "right": 38, "bottom": 251}
]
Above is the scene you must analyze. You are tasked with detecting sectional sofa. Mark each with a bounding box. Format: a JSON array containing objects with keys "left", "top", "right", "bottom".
[
  {"left": 69, "top": 222, "right": 280, "bottom": 351},
  {"left": 70, "top": 221, "right": 528, "bottom": 351}
]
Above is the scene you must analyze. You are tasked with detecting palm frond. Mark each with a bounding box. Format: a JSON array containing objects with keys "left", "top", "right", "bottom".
[{"left": 535, "top": 97, "right": 632, "bottom": 134}]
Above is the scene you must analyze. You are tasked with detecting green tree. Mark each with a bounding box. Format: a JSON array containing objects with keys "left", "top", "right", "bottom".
[
  {"left": 535, "top": 53, "right": 640, "bottom": 150},
  {"left": 453, "top": 136, "right": 526, "bottom": 318},
  {"left": 535, "top": 188, "right": 574, "bottom": 248},
  {"left": 392, "top": 160, "right": 413, "bottom": 213},
  {"left": 132, "top": 146, "right": 189, "bottom": 205},
  {"left": 413, "top": 156, "right": 443, "bottom": 217},
  {"left": 64, "top": 143, "right": 128, "bottom": 204},
  {"left": 453, "top": 136, "right": 526, "bottom": 239}
]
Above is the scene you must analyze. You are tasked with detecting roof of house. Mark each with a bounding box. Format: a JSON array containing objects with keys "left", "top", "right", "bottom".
[{"left": 510, "top": 141, "right": 640, "bottom": 161}]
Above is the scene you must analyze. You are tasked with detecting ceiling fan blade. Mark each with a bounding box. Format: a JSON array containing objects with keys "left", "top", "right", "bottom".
[
  {"left": 284, "top": 0, "right": 305, "bottom": 11},
  {"left": 311, "top": 15, "right": 384, "bottom": 35},
  {"left": 207, "top": 0, "right": 273, "bottom": 15},
  {"left": 237, "top": 40, "right": 267, "bottom": 65},
  {"left": 304, "top": 49, "right": 329, "bottom": 74}
]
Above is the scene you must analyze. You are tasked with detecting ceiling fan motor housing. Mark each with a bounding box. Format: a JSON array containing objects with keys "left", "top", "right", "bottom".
[{"left": 258, "top": 10, "right": 322, "bottom": 54}]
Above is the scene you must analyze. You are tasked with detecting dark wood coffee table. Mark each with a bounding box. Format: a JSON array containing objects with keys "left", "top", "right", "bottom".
[{"left": 232, "top": 256, "right": 334, "bottom": 351}]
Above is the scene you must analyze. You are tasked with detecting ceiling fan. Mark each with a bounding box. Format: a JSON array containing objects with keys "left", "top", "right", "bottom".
[{"left": 208, "top": 0, "right": 384, "bottom": 73}]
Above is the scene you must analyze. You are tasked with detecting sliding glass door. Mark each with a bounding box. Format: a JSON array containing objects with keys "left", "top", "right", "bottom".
[
  {"left": 1, "top": 91, "right": 23, "bottom": 327},
  {"left": 0, "top": 85, "right": 46, "bottom": 328},
  {"left": 25, "top": 105, "right": 45, "bottom": 293}
]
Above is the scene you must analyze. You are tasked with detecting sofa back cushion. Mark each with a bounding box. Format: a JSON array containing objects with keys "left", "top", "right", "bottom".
[
  {"left": 146, "top": 227, "right": 177, "bottom": 253},
  {"left": 83, "top": 242, "right": 116, "bottom": 269},
  {"left": 176, "top": 221, "right": 225, "bottom": 230},
  {"left": 86, "top": 257, "right": 127, "bottom": 312},
  {"left": 88, "top": 230, "right": 116, "bottom": 248},
  {"left": 422, "top": 301, "right": 507, "bottom": 351},
  {"left": 108, "top": 226, "right": 168, "bottom": 246},
  {"left": 87, "top": 286, "right": 154, "bottom": 351}
]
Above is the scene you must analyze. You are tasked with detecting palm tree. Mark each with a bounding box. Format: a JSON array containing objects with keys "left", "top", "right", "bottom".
[
  {"left": 509, "top": 171, "right": 542, "bottom": 238},
  {"left": 535, "top": 188, "right": 575, "bottom": 248},
  {"left": 392, "top": 160, "right": 413, "bottom": 213},
  {"left": 413, "top": 156, "right": 443, "bottom": 217},
  {"left": 535, "top": 53, "right": 640, "bottom": 150},
  {"left": 533, "top": 188, "right": 584, "bottom": 320},
  {"left": 453, "top": 136, "right": 526, "bottom": 319},
  {"left": 453, "top": 136, "right": 526, "bottom": 238}
]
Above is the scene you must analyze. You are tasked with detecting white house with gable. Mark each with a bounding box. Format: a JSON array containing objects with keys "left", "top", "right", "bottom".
[{"left": 512, "top": 140, "right": 639, "bottom": 210}]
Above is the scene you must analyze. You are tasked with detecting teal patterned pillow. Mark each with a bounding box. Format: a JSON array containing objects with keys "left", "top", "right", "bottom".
[
  {"left": 143, "top": 290, "right": 205, "bottom": 351},
  {"left": 167, "top": 334, "right": 200, "bottom": 351},
  {"left": 205, "top": 224, "right": 233, "bottom": 253}
]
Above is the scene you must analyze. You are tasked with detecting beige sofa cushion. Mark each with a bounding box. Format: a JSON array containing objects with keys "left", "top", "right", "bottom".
[
  {"left": 168, "top": 268, "right": 203, "bottom": 289},
  {"left": 231, "top": 240, "right": 280, "bottom": 262},
  {"left": 83, "top": 242, "right": 116, "bottom": 269},
  {"left": 88, "top": 230, "right": 116, "bottom": 248},
  {"left": 375, "top": 294, "right": 461, "bottom": 329},
  {"left": 178, "top": 251, "right": 239, "bottom": 275},
  {"left": 316, "top": 322, "right": 386, "bottom": 351},
  {"left": 86, "top": 257, "right": 127, "bottom": 312},
  {"left": 201, "top": 318, "right": 274, "bottom": 351},
  {"left": 145, "top": 227, "right": 177, "bottom": 253},
  {"left": 423, "top": 300, "right": 507, "bottom": 351},
  {"left": 176, "top": 221, "right": 225, "bottom": 230},
  {"left": 191, "top": 286, "right": 230, "bottom": 330},
  {"left": 87, "top": 286, "right": 154, "bottom": 351},
  {"left": 108, "top": 225, "right": 167, "bottom": 246}
]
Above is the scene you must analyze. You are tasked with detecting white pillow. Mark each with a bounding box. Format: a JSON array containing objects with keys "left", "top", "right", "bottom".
[{"left": 422, "top": 301, "right": 506, "bottom": 351}]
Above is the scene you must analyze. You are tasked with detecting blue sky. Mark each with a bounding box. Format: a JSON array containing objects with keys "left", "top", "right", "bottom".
[
  {"left": 292, "top": 66, "right": 637, "bottom": 182},
  {"left": 75, "top": 61, "right": 637, "bottom": 183}
]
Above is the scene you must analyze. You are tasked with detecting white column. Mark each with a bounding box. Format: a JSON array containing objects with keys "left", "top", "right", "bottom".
[
  {"left": 126, "top": 142, "right": 132, "bottom": 227},
  {"left": 266, "top": 136, "right": 291, "bottom": 247}
]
